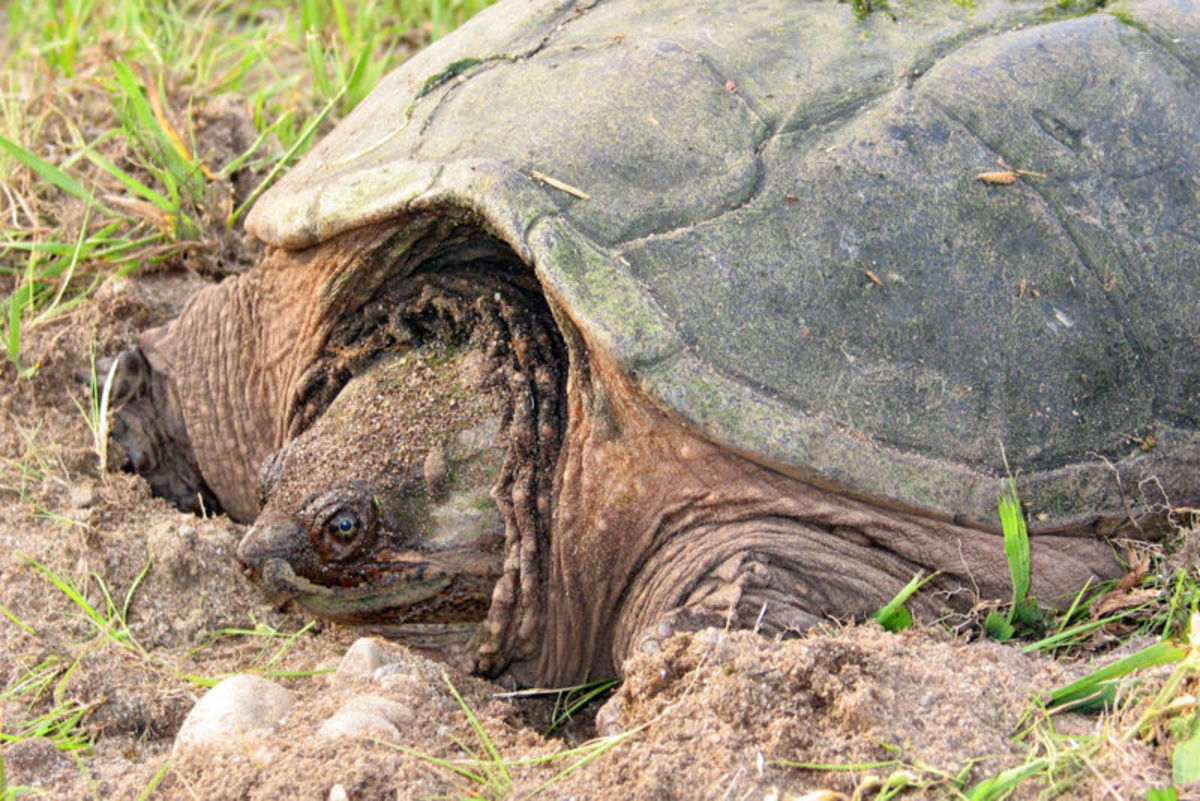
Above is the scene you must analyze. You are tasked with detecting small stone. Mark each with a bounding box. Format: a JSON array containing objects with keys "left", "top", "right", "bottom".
[
  {"left": 317, "top": 711, "right": 399, "bottom": 741},
  {"left": 94, "top": 275, "right": 141, "bottom": 303},
  {"left": 342, "top": 694, "right": 415, "bottom": 727},
  {"left": 595, "top": 695, "right": 624, "bottom": 737},
  {"left": 375, "top": 670, "right": 425, "bottom": 695},
  {"left": 317, "top": 695, "right": 414, "bottom": 741},
  {"left": 68, "top": 483, "right": 99, "bottom": 510},
  {"left": 172, "top": 674, "right": 295, "bottom": 757},
  {"left": 328, "top": 785, "right": 350, "bottom": 801},
  {"left": 331, "top": 637, "right": 387, "bottom": 685}
]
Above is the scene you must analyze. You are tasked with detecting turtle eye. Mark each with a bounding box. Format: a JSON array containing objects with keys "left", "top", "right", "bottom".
[
  {"left": 326, "top": 510, "right": 361, "bottom": 543},
  {"left": 313, "top": 506, "right": 371, "bottom": 561},
  {"left": 302, "top": 483, "right": 378, "bottom": 562}
]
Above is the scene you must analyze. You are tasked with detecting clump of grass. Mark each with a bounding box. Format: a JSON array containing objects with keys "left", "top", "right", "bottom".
[
  {"left": 779, "top": 609, "right": 1200, "bottom": 799},
  {"left": 966, "top": 610, "right": 1200, "bottom": 799},
  {"left": 983, "top": 472, "right": 1045, "bottom": 642},
  {"left": 544, "top": 677, "right": 620, "bottom": 737},
  {"left": 386, "top": 671, "right": 636, "bottom": 799},
  {"left": 840, "top": 0, "right": 890, "bottom": 18},
  {"left": 0, "top": 650, "right": 97, "bottom": 755},
  {"left": 1, "top": 0, "right": 495, "bottom": 375},
  {"left": 186, "top": 619, "right": 324, "bottom": 679},
  {"left": 800, "top": 459, "right": 1200, "bottom": 797},
  {"left": 494, "top": 677, "right": 621, "bottom": 738},
  {"left": 872, "top": 569, "right": 938, "bottom": 633},
  {"left": 1, "top": 551, "right": 322, "bottom": 762}
]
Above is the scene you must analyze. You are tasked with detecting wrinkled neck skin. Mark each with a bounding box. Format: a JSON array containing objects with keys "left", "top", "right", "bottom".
[
  {"left": 141, "top": 222, "right": 416, "bottom": 522},
  {"left": 195, "top": 215, "right": 567, "bottom": 682}
]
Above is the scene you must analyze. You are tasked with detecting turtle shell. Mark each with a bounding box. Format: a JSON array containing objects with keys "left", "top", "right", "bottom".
[{"left": 247, "top": 0, "right": 1200, "bottom": 533}]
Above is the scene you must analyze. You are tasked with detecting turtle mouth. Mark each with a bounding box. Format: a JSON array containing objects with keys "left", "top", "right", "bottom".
[
  {"left": 253, "top": 556, "right": 454, "bottom": 622},
  {"left": 236, "top": 518, "right": 455, "bottom": 615}
]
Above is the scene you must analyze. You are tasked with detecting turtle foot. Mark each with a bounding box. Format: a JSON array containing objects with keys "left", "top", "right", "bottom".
[{"left": 96, "top": 347, "right": 221, "bottom": 516}]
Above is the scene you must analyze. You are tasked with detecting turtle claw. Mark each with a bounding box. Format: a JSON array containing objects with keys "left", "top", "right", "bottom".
[
  {"left": 631, "top": 606, "right": 727, "bottom": 658},
  {"left": 104, "top": 349, "right": 153, "bottom": 406},
  {"left": 88, "top": 346, "right": 222, "bottom": 516},
  {"left": 594, "top": 694, "right": 624, "bottom": 737}
]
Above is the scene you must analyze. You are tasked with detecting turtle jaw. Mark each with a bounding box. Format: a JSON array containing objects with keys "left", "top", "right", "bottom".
[
  {"left": 237, "top": 518, "right": 500, "bottom": 626},
  {"left": 251, "top": 556, "right": 455, "bottom": 623}
]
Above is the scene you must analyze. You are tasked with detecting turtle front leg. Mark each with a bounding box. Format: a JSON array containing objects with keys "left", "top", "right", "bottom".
[
  {"left": 100, "top": 346, "right": 220, "bottom": 515},
  {"left": 615, "top": 499, "right": 1124, "bottom": 668},
  {"left": 624, "top": 550, "right": 828, "bottom": 657},
  {"left": 612, "top": 517, "right": 936, "bottom": 665},
  {"left": 543, "top": 344, "right": 1123, "bottom": 686}
]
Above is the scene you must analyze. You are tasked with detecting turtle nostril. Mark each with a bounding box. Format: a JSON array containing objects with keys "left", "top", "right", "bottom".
[{"left": 237, "top": 518, "right": 304, "bottom": 573}]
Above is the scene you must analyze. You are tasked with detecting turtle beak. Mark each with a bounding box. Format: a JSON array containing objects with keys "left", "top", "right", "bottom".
[{"left": 237, "top": 517, "right": 304, "bottom": 599}]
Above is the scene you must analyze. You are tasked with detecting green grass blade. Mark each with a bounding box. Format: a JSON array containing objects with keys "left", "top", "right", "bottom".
[
  {"left": 387, "top": 743, "right": 489, "bottom": 785},
  {"left": 0, "top": 134, "right": 109, "bottom": 211},
  {"left": 0, "top": 603, "right": 36, "bottom": 635},
  {"left": 136, "top": 759, "right": 171, "bottom": 800},
  {"left": 774, "top": 758, "right": 902, "bottom": 771},
  {"left": 5, "top": 276, "right": 31, "bottom": 364},
  {"left": 999, "top": 477, "right": 1031, "bottom": 610},
  {"left": 259, "top": 620, "right": 316, "bottom": 669},
  {"left": 545, "top": 677, "right": 619, "bottom": 736},
  {"left": 964, "top": 757, "right": 1049, "bottom": 800},
  {"left": 110, "top": 61, "right": 188, "bottom": 181},
  {"left": 1174, "top": 730, "right": 1200, "bottom": 785},
  {"left": 1023, "top": 602, "right": 1156, "bottom": 653},
  {"left": 27, "top": 197, "right": 91, "bottom": 328},
  {"left": 1045, "top": 641, "right": 1185, "bottom": 709},
  {"left": 21, "top": 554, "right": 110, "bottom": 634},
  {"left": 872, "top": 570, "right": 936, "bottom": 633},
  {"left": 121, "top": 559, "right": 153, "bottom": 623},
  {"left": 228, "top": 83, "right": 345, "bottom": 225},
  {"left": 81, "top": 146, "right": 173, "bottom": 211},
  {"left": 529, "top": 732, "right": 636, "bottom": 797},
  {"left": 442, "top": 670, "right": 510, "bottom": 788}
]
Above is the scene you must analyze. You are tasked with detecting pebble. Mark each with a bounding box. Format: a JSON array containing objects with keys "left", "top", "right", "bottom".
[
  {"left": 317, "top": 695, "right": 414, "bottom": 741},
  {"left": 68, "top": 483, "right": 99, "bottom": 510},
  {"left": 172, "top": 674, "right": 295, "bottom": 757},
  {"left": 328, "top": 785, "right": 350, "bottom": 801},
  {"left": 94, "top": 275, "right": 141, "bottom": 302},
  {"left": 330, "top": 637, "right": 387, "bottom": 686},
  {"left": 595, "top": 695, "right": 624, "bottom": 737}
]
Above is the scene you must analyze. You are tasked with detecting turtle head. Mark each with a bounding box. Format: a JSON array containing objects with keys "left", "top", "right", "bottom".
[
  {"left": 237, "top": 481, "right": 502, "bottom": 626},
  {"left": 236, "top": 345, "right": 508, "bottom": 628}
]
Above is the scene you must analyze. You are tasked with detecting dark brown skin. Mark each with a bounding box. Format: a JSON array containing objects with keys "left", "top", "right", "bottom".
[{"left": 105, "top": 215, "right": 1125, "bottom": 687}]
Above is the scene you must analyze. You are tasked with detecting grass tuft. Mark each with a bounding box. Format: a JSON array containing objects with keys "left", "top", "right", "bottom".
[
  {"left": 385, "top": 671, "right": 637, "bottom": 798},
  {"left": 1, "top": 0, "right": 496, "bottom": 374},
  {"left": 872, "top": 569, "right": 937, "bottom": 633}
]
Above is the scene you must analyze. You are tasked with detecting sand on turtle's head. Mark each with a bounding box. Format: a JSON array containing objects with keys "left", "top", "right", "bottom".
[{"left": 237, "top": 343, "right": 509, "bottom": 630}]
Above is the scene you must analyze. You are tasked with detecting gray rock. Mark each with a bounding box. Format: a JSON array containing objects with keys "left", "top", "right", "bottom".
[
  {"left": 317, "top": 694, "right": 414, "bottom": 741},
  {"left": 172, "top": 674, "right": 295, "bottom": 756},
  {"left": 330, "top": 637, "right": 387, "bottom": 686}
]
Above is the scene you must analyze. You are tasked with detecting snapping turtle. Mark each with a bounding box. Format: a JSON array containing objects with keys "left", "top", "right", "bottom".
[{"left": 106, "top": 0, "right": 1200, "bottom": 686}]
